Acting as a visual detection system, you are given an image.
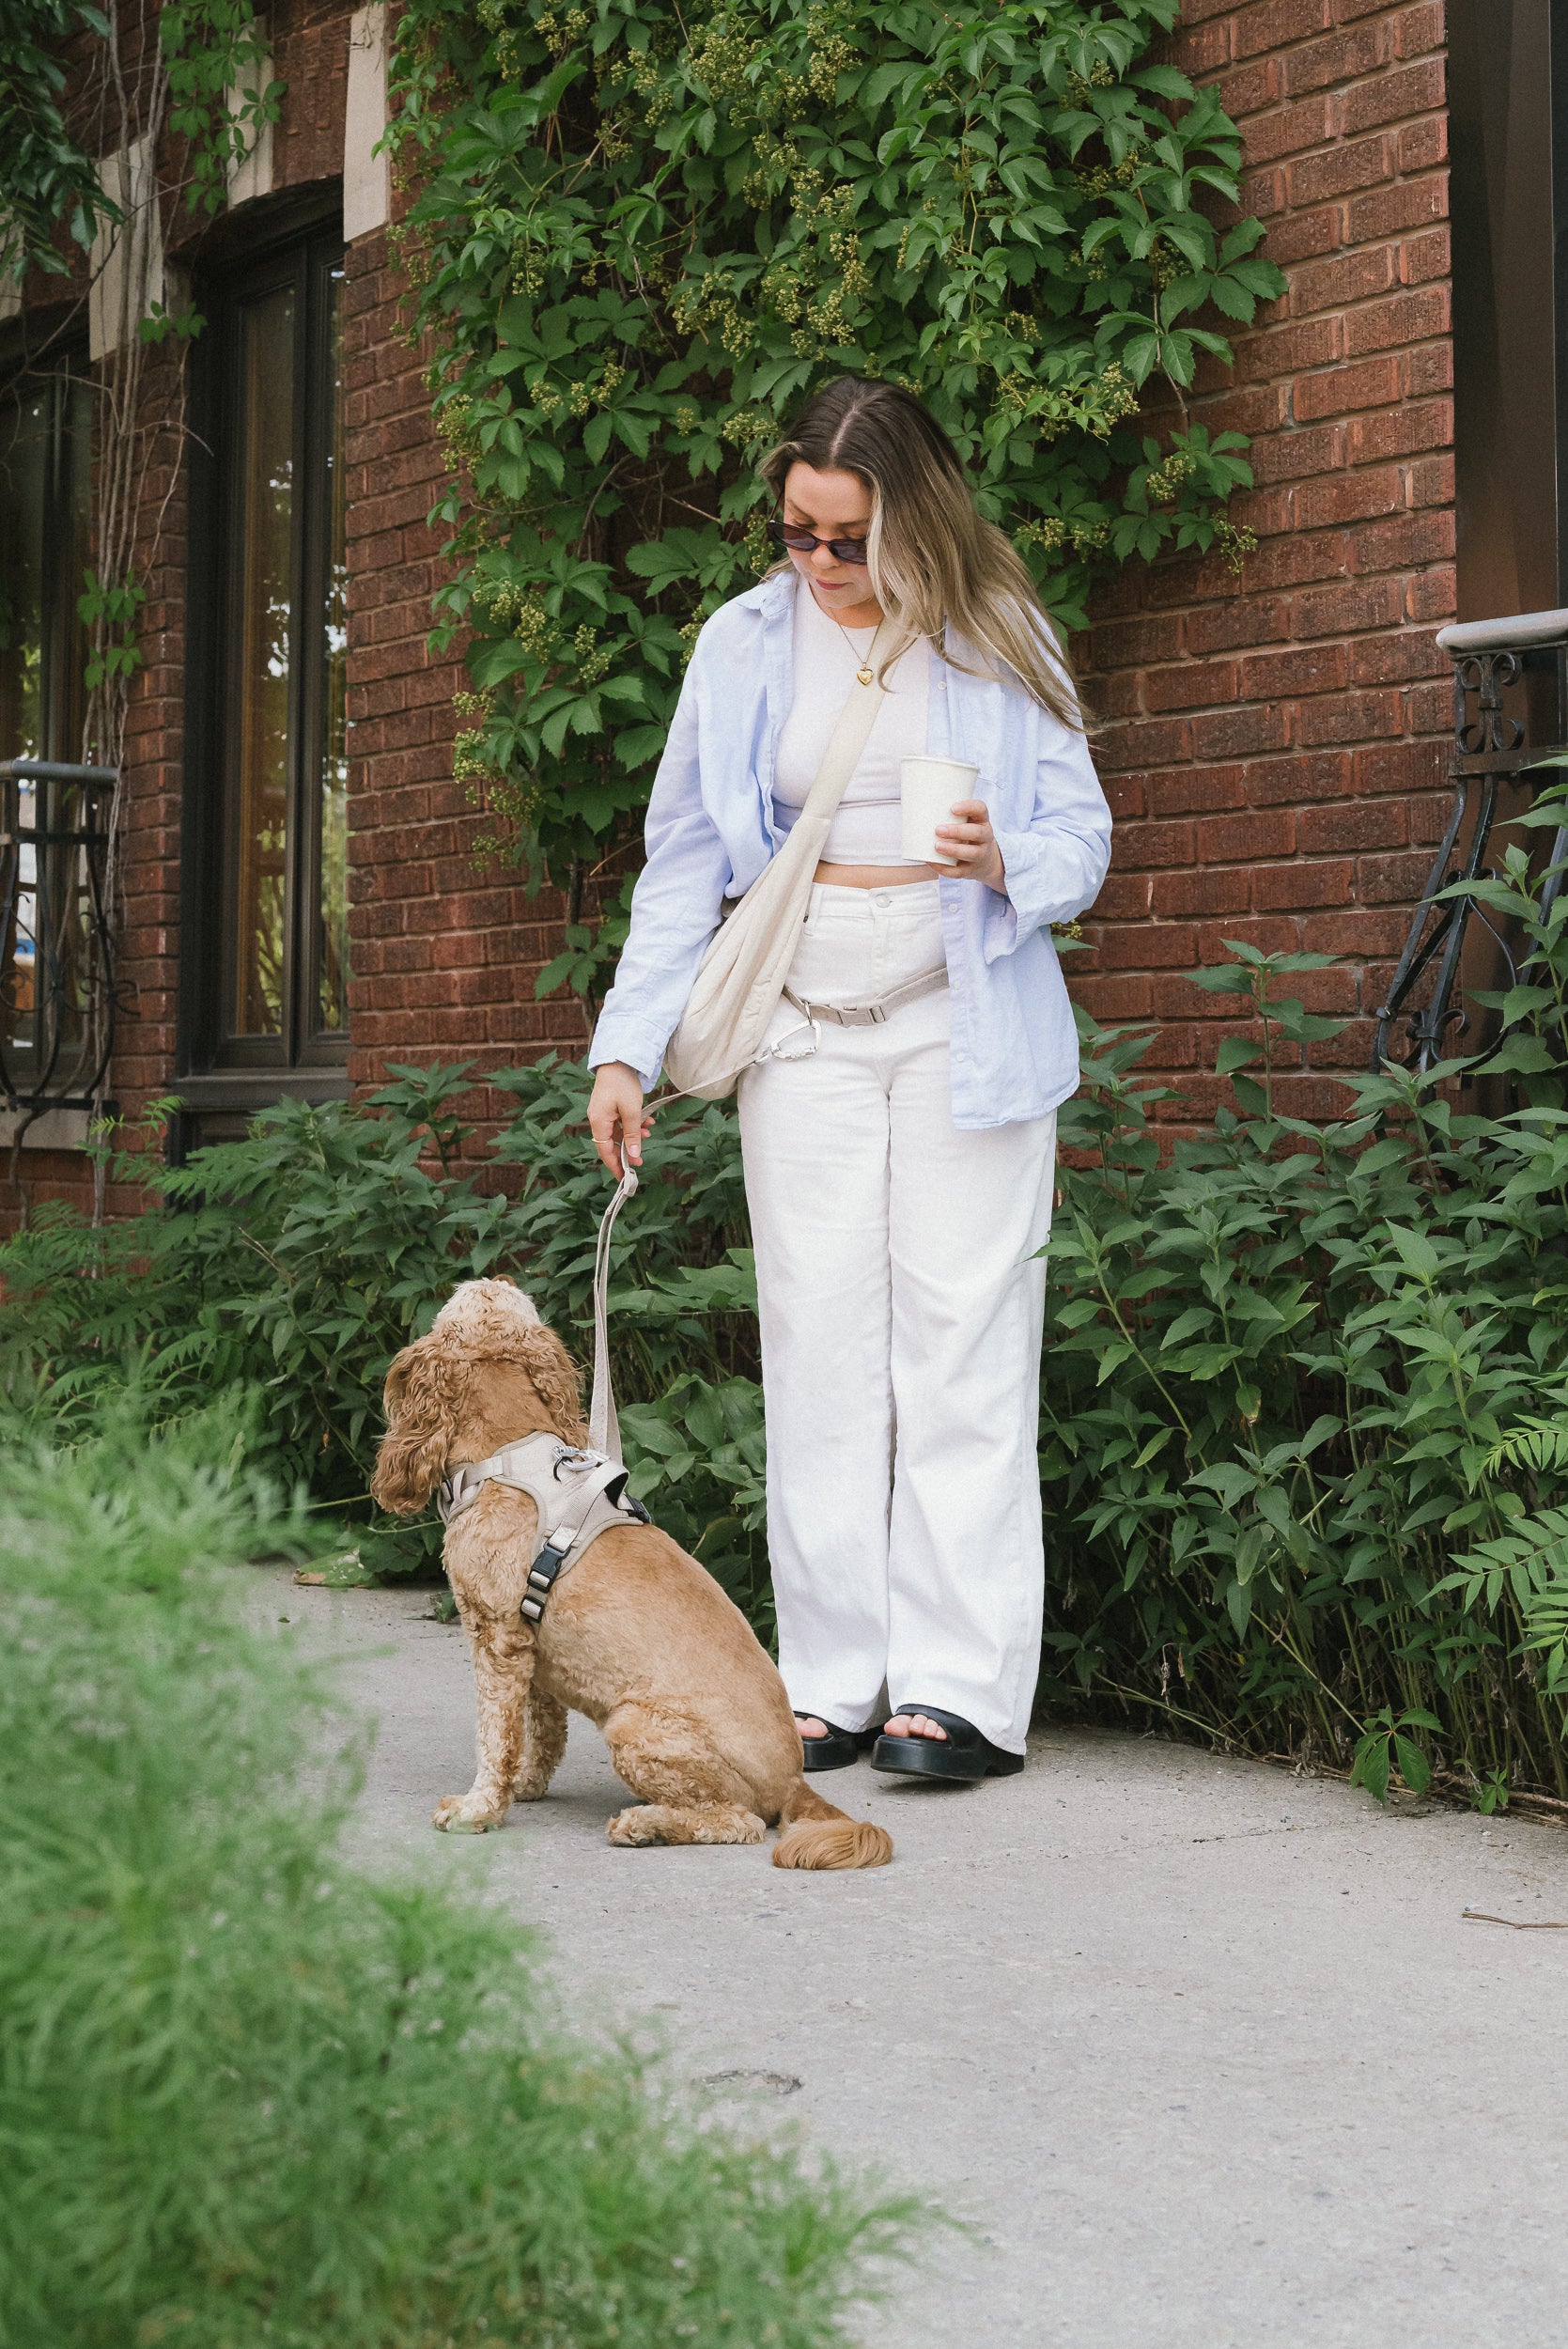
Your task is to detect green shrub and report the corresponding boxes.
[0,1405,913,2345]
[0,1062,769,1611]
[19,827,1568,1801]
[1041,926,1568,1804]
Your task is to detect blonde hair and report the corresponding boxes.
[759,376,1083,733]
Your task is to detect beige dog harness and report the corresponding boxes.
[439,1431,650,1623]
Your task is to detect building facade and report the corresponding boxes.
[0,0,1557,1225]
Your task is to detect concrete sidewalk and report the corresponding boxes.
[282,1571,1568,2348]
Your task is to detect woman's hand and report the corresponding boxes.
[588,1063,652,1179]
[934,799,1008,894]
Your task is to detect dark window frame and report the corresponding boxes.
[0,339,94,1099]
[181,197,349,1091]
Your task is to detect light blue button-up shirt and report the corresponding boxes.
[588,569,1112,1130]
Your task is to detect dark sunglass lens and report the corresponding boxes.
[831,538,869,565]
[768,521,816,549]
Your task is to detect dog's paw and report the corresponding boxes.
[606,1804,662,1846]
[432,1793,507,1833]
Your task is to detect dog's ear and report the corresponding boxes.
[371,1335,468,1515]
[515,1322,587,1445]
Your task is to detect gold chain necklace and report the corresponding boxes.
[832,611,882,687]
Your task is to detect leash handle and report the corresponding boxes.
[588,1162,639,1462]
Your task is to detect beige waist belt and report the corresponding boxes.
[439,1428,650,1623]
[782,962,948,1031]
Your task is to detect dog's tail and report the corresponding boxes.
[772,1776,893,1871]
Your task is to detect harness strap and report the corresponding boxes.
[439,1430,649,1625]
[782,962,948,1031]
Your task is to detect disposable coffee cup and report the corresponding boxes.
[901,754,981,865]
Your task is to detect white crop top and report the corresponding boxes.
[772,584,931,865]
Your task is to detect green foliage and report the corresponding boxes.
[76,568,144,692]
[0,1062,769,1613]
[0,1406,913,2344]
[0,0,116,280]
[388,0,1281,988]
[24,794,1568,1807]
[1036,802,1568,1803]
[161,0,287,216]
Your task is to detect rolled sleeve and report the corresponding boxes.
[983,715,1111,964]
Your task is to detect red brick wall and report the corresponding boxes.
[6,0,1460,1231]
[338,228,589,1137]
[1075,0,1453,1124]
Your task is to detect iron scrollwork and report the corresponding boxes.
[1374,626,1567,1076]
[0,759,118,1123]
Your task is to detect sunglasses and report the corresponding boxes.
[767,518,870,566]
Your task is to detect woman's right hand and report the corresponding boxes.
[588,1062,652,1179]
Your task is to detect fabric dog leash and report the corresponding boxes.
[588,1164,639,1463]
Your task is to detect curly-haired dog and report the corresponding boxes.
[371,1279,892,1870]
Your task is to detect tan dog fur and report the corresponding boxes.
[371,1278,892,1870]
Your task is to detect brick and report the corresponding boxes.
[1291,574,1407,637]
[1233,0,1334,63]
[1143,659,1239,712]
[1294,464,1405,530]
[1281,19,1388,96]
[1348,630,1447,687]
[1237,642,1350,699]
[1246,95,1335,165]
[1149,764,1250,815]
[1346,397,1452,464]
[1191,705,1293,761]
[1343,287,1449,357]
[1340,58,1444,137]
[1186,597,1291,656]
[1199,810,1296,863]
[1112,820,1200,871]
[1250,423,1347,484]
[1290,243,1397,317]
[1252,857,1355,910]
[1397,114,1447,173]
[1244,750,1355,806]
[1392,1,1443,58]
[1264,205,1348,267]
[1288,133,1392,208]
[1294,353,1402,422]
[1152,867,1253,919]
[1296,690,1405,745]
[1297,800,1410,855]
[1347,172,1447,244]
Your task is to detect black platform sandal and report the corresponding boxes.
[796,1714,872,1773]
[871,1706,1025,1782]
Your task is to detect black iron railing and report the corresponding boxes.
[0,759,117,1118]
[1374,609,1568,1074]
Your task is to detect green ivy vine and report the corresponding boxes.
[389,0,1283,999]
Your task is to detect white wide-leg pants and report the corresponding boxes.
[737,882,1057,1753]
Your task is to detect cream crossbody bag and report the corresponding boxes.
[660,623,891,1102]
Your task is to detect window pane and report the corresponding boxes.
[317,266,349,1035]
[230,284,295,1040]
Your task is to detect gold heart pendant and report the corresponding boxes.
[857,665,874,686]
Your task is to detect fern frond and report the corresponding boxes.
[1484,1415,1568,1478]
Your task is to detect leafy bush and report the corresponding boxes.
[19,829,1568,1802]
[0,1061,768,1610]
[388,0,1281,985]
[1041,917,1568,1807]
[0,1405,913,2345]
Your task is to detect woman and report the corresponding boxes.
[587,376,1110,1782]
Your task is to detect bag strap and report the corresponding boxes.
[799,618,893,821]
